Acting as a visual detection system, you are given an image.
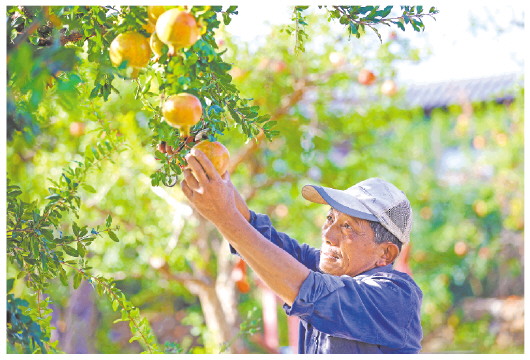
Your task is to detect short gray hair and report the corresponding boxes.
[368,220,402,252]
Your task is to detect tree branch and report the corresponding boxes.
[228,78,311,174]
[157,262,212,293]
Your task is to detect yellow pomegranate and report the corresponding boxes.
[147,6,167,24]
[150,32,165,59]
[142,21,156,34]
[193,141,230,175]
[109,31,150,78]
[155,9,200,56]
[162,93,202,138]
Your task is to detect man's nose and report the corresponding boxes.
[322,224,340,246]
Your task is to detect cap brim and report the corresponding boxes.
[302,185,379,222]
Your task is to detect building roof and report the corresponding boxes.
[405,73,521,110]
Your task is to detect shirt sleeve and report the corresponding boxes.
[283,270,422,350]
[229,210,321,271]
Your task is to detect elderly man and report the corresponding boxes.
[180,149,423,354]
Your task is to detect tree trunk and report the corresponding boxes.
[193,283,233,352]
[61,280,99,353]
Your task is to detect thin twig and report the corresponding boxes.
[333,6,438,26]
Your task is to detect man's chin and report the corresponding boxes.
[319,261,341,276]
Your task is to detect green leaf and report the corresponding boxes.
[89,85,101,99]
[8,190,22,198]
[81,184,97,193]
[112,299,120,311]
[41,229,54,241]
[59,267,68,286]
[72,222,80,237]
[7,278,15,293]
[32,210,41,223]
[210,105,224,114]
[62,174,71,184]
[31,238,40,258]
[105,214,112,228]
[108,230,119,242]
[177,76,190,86]
[359,6,374,15]
[79,227,88,237]
[73,272,82,289]
[92,146,100,159]
[40,251,48,271]
[63,245,79,257]
[129,335,142,343]
[96,9,106,23]
[263,121,277,130]
[222,12,231,25]
[349,23,359,35]
[228,107,241,123]
[77,242,86,257]
[339,15,349,25]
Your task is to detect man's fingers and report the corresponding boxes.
[221,171,233,187]
[191,149,221,181]
[180,179,194,199]
[185,153,210,184]
[183,168,200,191]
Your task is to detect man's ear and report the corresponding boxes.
[376,243,400,266]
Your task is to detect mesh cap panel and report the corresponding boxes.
[347,178,412,243]
[380,200,412,243]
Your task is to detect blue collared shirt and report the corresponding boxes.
[233,211,423,354]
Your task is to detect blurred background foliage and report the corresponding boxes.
[6,5,523,354]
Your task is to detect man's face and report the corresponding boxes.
[319,207,382,277]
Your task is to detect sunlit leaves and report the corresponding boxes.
[6,139,130,353]
[324,5,439,42]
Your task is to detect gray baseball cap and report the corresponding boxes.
[302,177,413,243]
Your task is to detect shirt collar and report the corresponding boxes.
[357,264,393,277]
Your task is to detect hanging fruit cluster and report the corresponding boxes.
[107,6,275,187]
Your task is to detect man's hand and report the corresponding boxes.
[181,149,238,225]
[181,148,251,222]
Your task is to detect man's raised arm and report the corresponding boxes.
[180,150,310,306]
